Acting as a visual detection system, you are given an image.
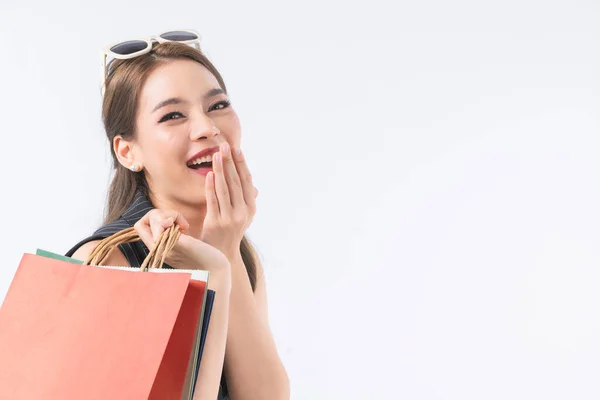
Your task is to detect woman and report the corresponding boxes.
[67,37,290,400]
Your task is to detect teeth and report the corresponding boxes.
[189,154,213,166]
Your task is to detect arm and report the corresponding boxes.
[202,143,289,399]
[71,240,231,400]
[192,271,231,400]
[223,254,290,400]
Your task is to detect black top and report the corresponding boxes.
[66,190,154,266]
[65,189,229,400]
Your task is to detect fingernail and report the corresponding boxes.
[214,153,221,164]
[235,147,242,156]
[222,142,230,155]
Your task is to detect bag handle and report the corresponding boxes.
[83,225,182,271]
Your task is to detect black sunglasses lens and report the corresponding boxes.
[110,40,149,55]
[160,31,198,41]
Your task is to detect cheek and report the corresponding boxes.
[138,127,188,167]
[222,114,242,146]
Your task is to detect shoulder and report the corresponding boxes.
[69,240,100,262]
[66,216,135,267]
[70,240,131,267]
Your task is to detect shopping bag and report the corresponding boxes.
[0,226,210,400]
[33,247,216,398]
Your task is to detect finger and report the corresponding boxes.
[149,215,168,242]
[169,211,190,231]
[134,210,189,253]
[159,216,175,229]
[220,142,245,207]
[134,216,156,251]
[213,149,232,215]
[205,171,220,216]
[155,209,190,231]
[232,146,256,209]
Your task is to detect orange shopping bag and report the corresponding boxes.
[0,226,209,400]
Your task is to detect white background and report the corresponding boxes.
[1,0,599,399]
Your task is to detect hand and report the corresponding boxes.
[201,142,258,257]
[134,209,231,277]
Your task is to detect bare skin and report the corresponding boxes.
[72,59,289,400]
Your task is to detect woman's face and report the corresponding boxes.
[132,59,241,206]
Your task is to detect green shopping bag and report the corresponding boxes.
[35,249,82,264]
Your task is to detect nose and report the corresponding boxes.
[190,113,220,141]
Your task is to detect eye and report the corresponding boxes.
[159,111,184,123]
[209,100,231,112]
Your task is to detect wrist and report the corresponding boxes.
[223,248,243,263]
[207,262,232,294]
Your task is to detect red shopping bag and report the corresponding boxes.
[0,227,209,400]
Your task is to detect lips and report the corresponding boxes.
[186,145,220,177]
[189,165,213,177]
[186,146,220,167]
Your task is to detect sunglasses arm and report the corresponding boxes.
[100,51,107,96]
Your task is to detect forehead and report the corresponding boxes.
[139,59,222,108]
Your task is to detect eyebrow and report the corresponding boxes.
[204,88,226,99]
[152,88,227,113]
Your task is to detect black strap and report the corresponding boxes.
[65,217,148,268]
[65,190,154,266]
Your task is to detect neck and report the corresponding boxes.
[148,192,207,240]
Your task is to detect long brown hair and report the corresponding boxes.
[101,41,258,290]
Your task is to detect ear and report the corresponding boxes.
[113,135,143,170]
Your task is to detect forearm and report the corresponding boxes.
[193,272,231,400]
[223,255,289,400]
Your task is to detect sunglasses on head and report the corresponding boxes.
[100,29,202,95]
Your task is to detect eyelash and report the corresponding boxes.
[158,100,231,123]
